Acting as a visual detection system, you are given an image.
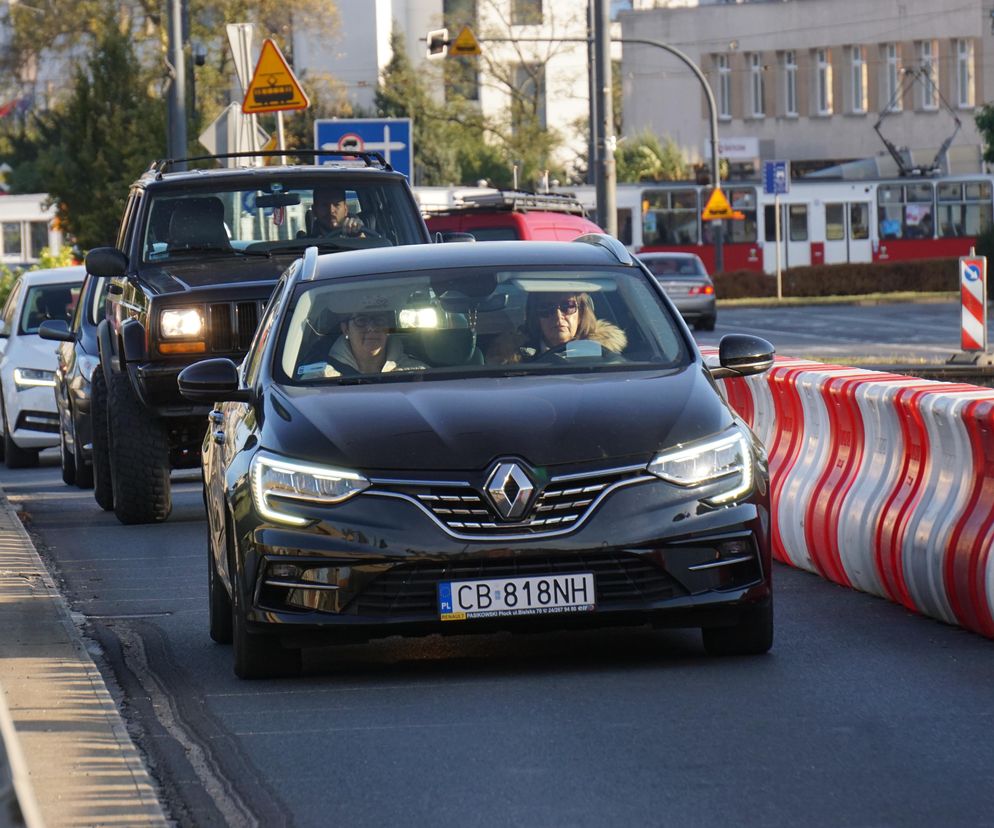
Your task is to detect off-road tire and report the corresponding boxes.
[90,370,113,509]
[108,372,172,524]
[59,425,76,485]
[702,598,773,656]
[2,393,38,469]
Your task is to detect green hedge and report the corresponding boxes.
[713,258,959,299]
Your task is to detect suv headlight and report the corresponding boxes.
[647,429,753,505]
[160,308,204,338]
[250,451,370,526]
[13,367,56,389]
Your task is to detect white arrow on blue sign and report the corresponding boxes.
[314,118,413,182]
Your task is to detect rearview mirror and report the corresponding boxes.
[435,231,476,244]
[256,192,302,208]
[178,358,251,403]
[38,320,74,343]
[709,334,775,380]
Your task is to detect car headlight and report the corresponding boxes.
[13,367,56,389]
[647,429,753,505]
[77,355,100,383]
[160,308,204,338]
[249,451,370,526]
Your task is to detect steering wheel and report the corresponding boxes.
[323,223,382,240]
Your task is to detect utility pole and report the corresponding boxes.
[586,1,597,187]
[593,0,617,237]
[167,0,188,169]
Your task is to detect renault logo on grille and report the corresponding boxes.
[485,462,535,521]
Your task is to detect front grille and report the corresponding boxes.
[207,300,266,353]
[386,466,649,537]
[352,552,686,617]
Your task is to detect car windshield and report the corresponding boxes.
[141,178,423,263]
[277,266,689,385]
[20,282,81,334]
[644,257,708,277]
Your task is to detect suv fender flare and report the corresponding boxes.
[96,319,120,383]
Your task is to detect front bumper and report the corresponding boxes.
[232,474,772,646]
[10,385,59,448]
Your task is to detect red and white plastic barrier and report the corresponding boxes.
[706,350,994,638]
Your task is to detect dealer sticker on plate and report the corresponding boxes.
[438,573,596,621]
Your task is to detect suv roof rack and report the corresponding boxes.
[149,149,392,177]
[426,189,587,216]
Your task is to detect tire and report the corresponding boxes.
[695,315,717,332]
[231,557,300,679]
[107,371,172,524]
[208,533,233,645]
[90,370,113,510]
[59,423,76,485]
[702,598,773,656]
[2,393,38,469]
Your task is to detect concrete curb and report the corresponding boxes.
[0,491,168,827]
[0,688,42,828]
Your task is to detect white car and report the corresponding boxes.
[0,266,85,468]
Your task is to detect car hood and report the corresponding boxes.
[2,334,62,372]
[262,367,734,472]
[139,256,291,295]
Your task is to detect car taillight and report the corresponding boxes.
[688,285,715,295]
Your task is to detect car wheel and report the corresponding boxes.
[107,371,172,525]
[695,315,717,332]
[59,423,76,485]
[90,369,114,510]
[1,392,38,469]
[209,530,233,645]
[232,574,301,680]
[701,598,773,656]
[71,407,94,489]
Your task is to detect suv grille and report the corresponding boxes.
[207,300,265,353]
[351,552,686,617]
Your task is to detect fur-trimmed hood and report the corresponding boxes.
[486,318,628,364]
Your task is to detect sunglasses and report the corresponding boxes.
[537,299,579,319]
[349,313,391,330]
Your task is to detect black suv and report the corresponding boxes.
[85,152,432,524]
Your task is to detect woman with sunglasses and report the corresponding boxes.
[315,309,426,377]
[487,292,627,364]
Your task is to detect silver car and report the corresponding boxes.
[638,252,716,331]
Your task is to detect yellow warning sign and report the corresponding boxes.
[701,188,745,220]
[450,25,482,57]
[242,38,310,114]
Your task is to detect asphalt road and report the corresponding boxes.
[6,453,994,828]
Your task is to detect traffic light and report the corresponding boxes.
[426,29,448,59]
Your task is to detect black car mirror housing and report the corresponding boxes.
[38,319,75,343]
[178,358,252,403]
[85,247,128,278]
[709,334,775,380]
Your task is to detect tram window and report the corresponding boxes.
[2,222,21,258]
[937,180,993,237]
[850,203,869,239]
[726,188,757,243]
[616,208,633,246]
[789,204,808,241]
[29,221,49,259]
[877,183,934,239]
[906,183,932,202]
[825,203,845,240]
[642,188,699,246]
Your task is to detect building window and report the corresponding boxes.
[815,48,833,115]
[716,54,731,119]
[29,221,49,259]
[884,43,902,112]
[850,45,866,113]
[956,39,975,108]
[512,63,546,133]
[918,40,938,110]
[783,50,797,117]
[511,0,542,25]
[2,223,20,259]
[936,180,991,237]
[878,182,934,239]
[749,52,765,118]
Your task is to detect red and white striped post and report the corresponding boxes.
[959,254,987,353]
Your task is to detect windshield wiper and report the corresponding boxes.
[165,245,271,259]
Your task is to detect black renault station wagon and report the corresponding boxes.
[179,235,775,678]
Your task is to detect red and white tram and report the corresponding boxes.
[558,176,992,273]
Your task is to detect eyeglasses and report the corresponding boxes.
[537,299,579,319]
[349,313,391,330]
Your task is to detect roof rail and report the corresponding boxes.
[149,149,392,177]
[573,233,633,265]
[426,189,587,216]
[301,246,320,281]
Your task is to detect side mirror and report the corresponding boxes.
[434,231,476,244]
[85,247,128,278]
[178,358,251,403]
[709,334,775,380]
[38,320,75,343]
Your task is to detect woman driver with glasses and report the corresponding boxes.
[313,308,427,377]
[486,292,627,364]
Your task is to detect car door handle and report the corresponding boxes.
[209,410,223,425]
[212,430,224,445]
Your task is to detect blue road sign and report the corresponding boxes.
[314,118,413,181]
[764,160,790,195]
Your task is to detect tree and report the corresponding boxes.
[976,105,994,166]
[615,130,688,183]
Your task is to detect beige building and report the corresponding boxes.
[619,0,993,176]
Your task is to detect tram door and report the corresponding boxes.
[763,202,811,270]
[824,202,872,264]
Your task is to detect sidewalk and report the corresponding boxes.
[0,490,167,827]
